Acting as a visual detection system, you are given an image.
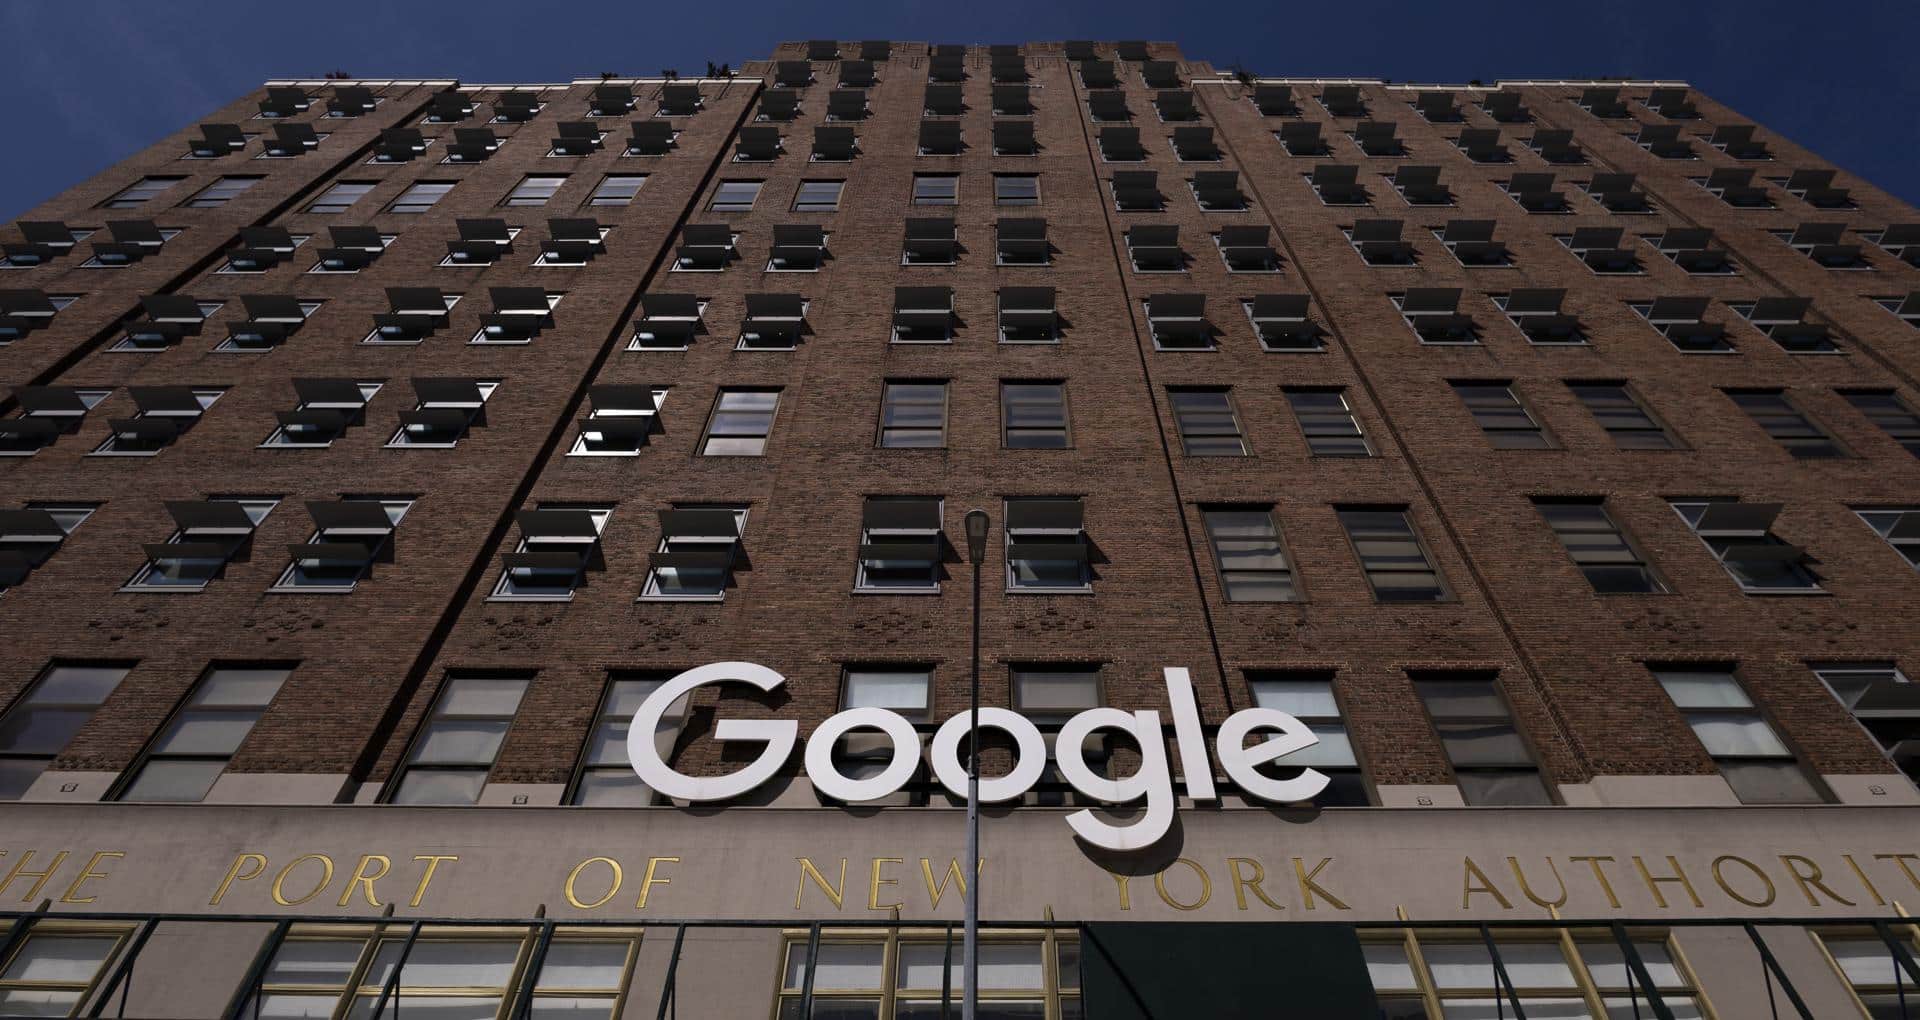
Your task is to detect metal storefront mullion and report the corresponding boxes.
[655,923,686,1020]
[796,922,821,1019]
[1740,924,1815,1020]
[504,918,555,1019]
[1609,921,1675,1020]
[365,919,423,1018]
[85,916,155,1019]
[1480,923,1527,1020]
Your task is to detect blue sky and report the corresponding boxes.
[2,0,1915,221]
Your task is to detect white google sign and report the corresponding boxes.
[628,662,1329,852]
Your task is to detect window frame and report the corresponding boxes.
[1201,507,1299,602]
[877,380,949,449]
[385,673,533,805]
[1337,506,1451,603]
[110,664,292,803]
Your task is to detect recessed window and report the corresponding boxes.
[0,501,95,592]
[1248,673,1366,803]
[1651,664,1826,804]
[386,377,497,446]
[1725,389,1848,458]
[855,497,944,591]
[892,286,954,343]
[1012,665,1104,803]
[1567,382,1678,449]
[1852,506,1920,569]
[1284,388,1370,456]
[389,180,456,214]
[570,672,686,806]
[1168,388,1247,456]
[116,665,291,802]
[1002,382,1069,449]
[842,668,933,717]
[1452,381,1555,449]
[1843,390,1920,458]
[1411,672,1551,805]
[1338,507,1447,602]
[1203,508,1295,601]
[502,175,565,208]
[879,381,947,448]
[994,174,1039,206]
[0,928,131,1013]
[1631,298,1732,354]
[701,388,779,455]
[91,385,225,453]
[570,386,665,456]
[998,287,1058,344]
[587,174,647,207]
[389,673,530,805]
[0,663,129,799]
[1535,499,1665,594]
[274,498,413,590]
[643,505,749,600]
[1818,930,1920,1017]
[102,177,183,209]
[1004,498,1091,591]
[912,173,958,206]
[1392,289,1478,345]
[183,176,261,208]
[1670,499,1820,593]
[710,180,763,212]
[1811,662,1920,787]
[493,505,611,599]
[124,497,276,590]
[793,180,844,212]
[775,935,1078,1019]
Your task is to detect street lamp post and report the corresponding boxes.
[960,509,990,1020]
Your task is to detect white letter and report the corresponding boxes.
[1054,708,1176,852]
[1162,667,1216,802]
[1216,708,1328,803]
[804,708,920,802]
[930,708,1046,802]
[627,662,797,801]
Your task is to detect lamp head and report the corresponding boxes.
[963,509,990,566]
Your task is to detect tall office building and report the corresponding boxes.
[1,37,1918,1018]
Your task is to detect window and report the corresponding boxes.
[493,505,611,600]
[0,926,130,1016]
[1568,382,1678,450]
[701,388,778,455]
[571,672,686,806]
[709,180,763,212]
[1247,295,1325,351]
[1,387,110,457]
[587,174,646,207]
[892,286,953,343]
[1145,293,1214,350]
[996,217,1049,266]
[1284,389,1371,456]
[125,497,276,590]
[1002,382,1069,449]
[114,665,289,802]
[856,497,944,592]
[1168,388,1248,456]
[1811,662,1920,787]
[1412,673,1552,805]
[912,173,958,205]
[1393,289,1478,344]
[0,502,94,593]
[1671,499,1820,593]
[1339,508,1447,602]
[502,175,565,208]
[1004,498,1090,591]
[903,218,957,265]
[1366,931,1707,1018]
[736,290,805,346]
[389,181,455,214]
[1536,499,1665,594]
[1452,382,1555,449]
[1726,389,1848,458]
[998,287,1058,343]
[1855,506,1920,569]
[879,381,947,448]
[306,181,374,214]
[241,924,639,1020]
[184,176,261,208]
[775,933,1078,1020]
[389,673,529,805]
[1651,665,1826,804]
[102,177,182,208]
[1631,298,1733,353]
[262,380,381,448]
[994,174,1039,206]
[387,378,497,447]
[793,179,844,212]
[1817,929,1920,1019]
[644,505,748,600]
[1203,508,1296,601]
[571,386,665,456]
[1248,673,1367,803]
[1014,664,1105,801]
[1842,390,1920,457]
[0,663,129,800]
[275,498,413,590]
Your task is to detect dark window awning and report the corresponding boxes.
[412,377,484,408]
[1081,923,1380,1019]
[293,378,369,408]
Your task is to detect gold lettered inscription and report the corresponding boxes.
[795,857,848,911]
[1844,855,1887,906]
[1152,858,1211,911]
[271,854,335,906]
[920,858,974,909]
[409,855,457,908]
[1110,873,1132,911]
[1779,855,1855,908]
[1876,853,1920,892]
[0,850,69,902]
[565,857,624,910]
[869,858,903,911]
[1569,856,1623,909]
[1505,857,1568,909]
[1461,856,1513,910]
[58,852,123,905]
[1709,855,1776,907]
[1632,855,1703,909]
[338,855,390,908]
[1227,858,1283,912]
[637,857,677,910]
[211,853,269,905]
[1293,858,1348,911]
